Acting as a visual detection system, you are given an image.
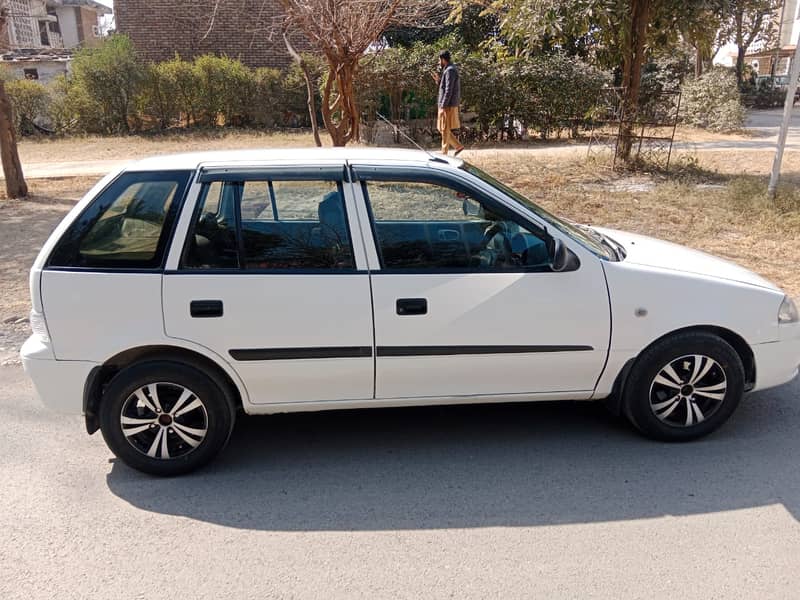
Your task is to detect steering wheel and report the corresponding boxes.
[480,223,514,266]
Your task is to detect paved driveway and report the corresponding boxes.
[2,364,798,599]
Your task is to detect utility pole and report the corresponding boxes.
[768,40,800,199]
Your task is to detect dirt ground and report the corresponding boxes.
[16,130,321,163]
[11,125,760,164]
[0,178,98,360]
[2,133,800,363]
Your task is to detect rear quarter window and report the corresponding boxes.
[48,170,192,269]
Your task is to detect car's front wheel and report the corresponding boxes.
[99,361,235,476]
[624,332,745,441]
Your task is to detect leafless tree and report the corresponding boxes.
[201,0,445,146]
[277,1,445,146]
[0,3,28,198]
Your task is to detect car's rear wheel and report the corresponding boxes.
[99,361,235,476]
[624,332,745,441]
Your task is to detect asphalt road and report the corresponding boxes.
[1,364,799,599]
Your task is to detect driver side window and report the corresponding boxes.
[364,180,551,271]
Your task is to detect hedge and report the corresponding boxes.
[5,33,741,140]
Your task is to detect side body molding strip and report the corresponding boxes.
[229,345,594,361]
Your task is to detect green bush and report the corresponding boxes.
[358,44,438,122]
[67,34,146,133]
[4,79,50,134]
[46,76,74,133]
[159,56,201,126]
[360,42,608,140]
[246,67,284,127]
[277,54,326,127]
[10,34,611,142]
[681,69,746,132]
[139,59,186,129]
[516,53,609,138]
[460,53,513,132]
[135,53,323,130]
[192,54,253,126]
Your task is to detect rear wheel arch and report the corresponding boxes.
[85,345,244,435]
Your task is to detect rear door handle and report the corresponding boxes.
[396,298,428,316]
[190,300,223,318]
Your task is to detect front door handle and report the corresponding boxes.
[190,300,223,318]
[396,298,428,316]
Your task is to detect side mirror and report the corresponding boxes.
[550,238,579,272]
[462,198,481,217]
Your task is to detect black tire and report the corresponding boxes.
[99,361,235,476]
[623,332,745,441]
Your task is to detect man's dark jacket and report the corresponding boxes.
[438,64,461,108]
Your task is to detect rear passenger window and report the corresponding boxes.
[48,171,192,269]
[183,178,355,271]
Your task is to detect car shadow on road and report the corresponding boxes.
[106,382,800,530]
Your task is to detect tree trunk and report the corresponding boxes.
[283,34,322,146]
[735,10,747,87]
[301,62,322,147]
[617,0,651,164]
[0,79,28,199]
[736,45,746,87]
[320,59,359,147]
[695,47,704,78]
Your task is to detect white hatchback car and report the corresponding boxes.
[22,148,800,475]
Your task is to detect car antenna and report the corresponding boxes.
[375,112,449,164]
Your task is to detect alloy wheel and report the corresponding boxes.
[120,382,208,460]
[648,354,728,428]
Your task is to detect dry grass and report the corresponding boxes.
[15,126,755,164]
[682,149,800,180]
[18,130,322,163]
[467,151,800,298]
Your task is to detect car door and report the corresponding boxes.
[351,164,611,400]
[162,164,374,405]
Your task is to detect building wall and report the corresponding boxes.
[78,7,103,48]
[55,7,80,48]
[4,60,69,84]
[7,0,45,48]
[115,0,301,68]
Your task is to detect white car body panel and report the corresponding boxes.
[750,322,800,391]
[41,271,167,361]
[163,274,375,404]
[369,271,609,398]
[597,228,780,291]
[592,236,789,398]
[18,148,800,421]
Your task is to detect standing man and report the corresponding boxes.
[435,50,464,156]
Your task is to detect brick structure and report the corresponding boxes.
[115,0,303,68]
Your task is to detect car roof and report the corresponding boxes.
[125,147,465,171]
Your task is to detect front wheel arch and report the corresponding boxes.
[622,329,746,440]
[605,325,755,416]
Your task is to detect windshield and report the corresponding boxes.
[460,162,616,260]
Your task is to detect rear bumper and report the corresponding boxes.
[21,336,98,414]
[751,323,800,392]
